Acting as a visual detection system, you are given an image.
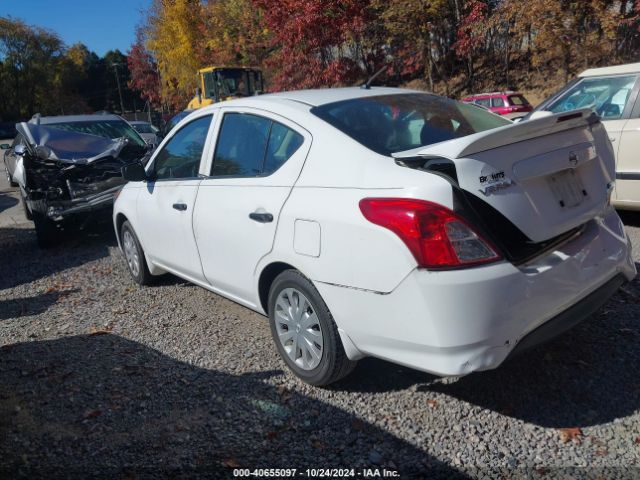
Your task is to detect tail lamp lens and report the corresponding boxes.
[359,198,501,269]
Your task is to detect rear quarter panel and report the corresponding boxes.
[262,127,455,293]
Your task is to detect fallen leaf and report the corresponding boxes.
[595,449,608,457]
[83,409,102,419]
[89,325,113,336]
[427,399,438,408]
[312,440,326,451]
[222,458,240,468]
[559,427,582,444]
[266,431,278,440]
[635,437,640,445]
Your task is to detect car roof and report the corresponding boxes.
[465,91,520,97]
[248,86,424,107]
[580,62,640,77]
[28,113,125,125]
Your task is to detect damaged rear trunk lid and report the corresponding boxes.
[396,109,614,243]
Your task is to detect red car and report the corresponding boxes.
[461,91,533,119]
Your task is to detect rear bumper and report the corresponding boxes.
[507,274,625,357]
[315,207,635,376]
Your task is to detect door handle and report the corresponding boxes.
[249,212,274,223]
[172,203,187,211]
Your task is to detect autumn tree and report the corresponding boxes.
[128,28,162,109]
[254,0,377,91]
[199,0,271,68]
[145,0,203,108]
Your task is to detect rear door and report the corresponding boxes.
[137,113,214,280]
[193,108,311,305]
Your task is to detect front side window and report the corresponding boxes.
[311,93,510,156]
[152,115,212,180]
[491,97,505,108]
[212,113,304,177]
[545,75,638,119]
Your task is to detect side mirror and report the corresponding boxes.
[122,162,148,182]
[0,143,10,150]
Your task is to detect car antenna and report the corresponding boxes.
[361,64,388,90]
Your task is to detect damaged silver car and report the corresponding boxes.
[13,114,150,247]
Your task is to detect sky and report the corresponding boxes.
[1,0,152,56]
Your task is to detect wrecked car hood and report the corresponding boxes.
[16,122,127,164]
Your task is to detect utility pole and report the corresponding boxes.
[112,63,125,115]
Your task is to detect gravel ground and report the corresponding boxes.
[1,178,640,478]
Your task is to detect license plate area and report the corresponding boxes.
[547,169,588,208]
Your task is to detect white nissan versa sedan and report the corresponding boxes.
[113,87,635,386]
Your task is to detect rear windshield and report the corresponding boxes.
[48,120,146,148]
[508,95,528,106]
[311,93,510,156]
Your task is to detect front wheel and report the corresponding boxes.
[33,213,60,248]
[4,163,17,187]
[268,269,356,386]
[121,220,154,285]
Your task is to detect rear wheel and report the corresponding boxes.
[33,213,60,248]
[121,220,154,285]
[20,191,32,220]
[268,269,356,386]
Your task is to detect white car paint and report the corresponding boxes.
[533,62,640,210]
[113,87,635,378]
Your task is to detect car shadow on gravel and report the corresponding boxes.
[335,290,640,430]
[0,223,115,290]
[0,193,18,214]
[421,290,640,429]
[0,334,467,479]
[0,290,78,320]
[617,210,640,227]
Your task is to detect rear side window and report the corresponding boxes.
[508,95,528,106]
[491,97,505,108]
[311,93,510,156]
[212,113,304,177]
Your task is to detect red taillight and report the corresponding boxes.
[359,198,501,269]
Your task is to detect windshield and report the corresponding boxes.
[47,119,146,147]
[311,93,511,156]
[544,75,637,119]
[132,123,154,134]
[215,69,249,97]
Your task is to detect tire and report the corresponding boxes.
[20,191,32,221]
[33,213,60,248]
[4,163,17,187]
[120,220,154,285]
[268,269,356,386]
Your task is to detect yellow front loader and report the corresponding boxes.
[187,66,264,109]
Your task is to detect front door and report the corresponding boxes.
[137,114,214,281]
[192,108,310,306]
